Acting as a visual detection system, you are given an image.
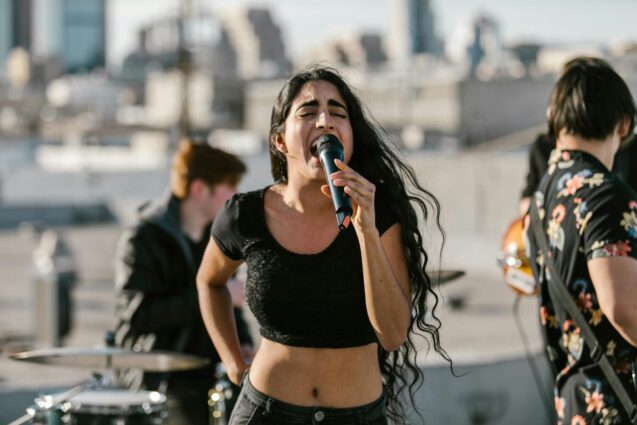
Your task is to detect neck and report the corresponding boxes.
[557,131,618,170]
[279,176,332,214]
[179,197,208,242]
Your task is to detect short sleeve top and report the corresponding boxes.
[526,149,637,393]
[211,186,398,348]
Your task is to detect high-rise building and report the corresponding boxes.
[4,0,106,74]
[32,0,62,60]
[59,0,107,73]
[386,0,443,62]
[0,0,12,66]
[11,0,33,50]
[0,0,33,66]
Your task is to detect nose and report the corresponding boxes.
[316,111,335,130]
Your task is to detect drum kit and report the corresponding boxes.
[6,269,467,425]
[6,346,236,425]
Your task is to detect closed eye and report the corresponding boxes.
[297,106,317,117]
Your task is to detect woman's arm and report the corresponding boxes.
[588,256,637,347]
[359,223,411,351]
[196,238,249,383]
[329,159,411,351]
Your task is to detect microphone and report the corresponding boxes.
[315,134,353,230]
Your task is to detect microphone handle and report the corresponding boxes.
[319,150,353,230]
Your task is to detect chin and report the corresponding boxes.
[307,169,326,183]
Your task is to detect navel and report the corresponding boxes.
[312,388,319,398]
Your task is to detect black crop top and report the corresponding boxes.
[211,186,398,348]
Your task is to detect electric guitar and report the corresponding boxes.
[497,216,537,296]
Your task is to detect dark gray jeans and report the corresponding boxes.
[229,375,388,425]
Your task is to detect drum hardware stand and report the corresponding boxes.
[7,373,105,425]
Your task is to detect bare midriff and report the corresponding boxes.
[248,338,383,407]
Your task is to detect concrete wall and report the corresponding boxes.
[412,354,554,425]
[358,77,460,134]
[2,148,529,235]
[407,149,528,236]
[458,78,553,147]
[0,203,114,228]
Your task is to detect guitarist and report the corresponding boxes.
[525,57,637,424]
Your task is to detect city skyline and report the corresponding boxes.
[109,0,637,68]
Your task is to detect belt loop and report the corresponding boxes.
[262,397,274,417]
[240,367,250,386]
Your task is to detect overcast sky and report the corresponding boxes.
[108,0,637,68]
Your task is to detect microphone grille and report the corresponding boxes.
[315,134,342,155]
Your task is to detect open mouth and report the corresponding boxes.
[309,140,320,157]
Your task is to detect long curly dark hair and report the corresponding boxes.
[268,66,452,424]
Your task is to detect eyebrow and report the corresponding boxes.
[296,98,348,111]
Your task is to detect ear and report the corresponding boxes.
[273,133,288,154]
[617,116,632,139]
[189,179,210,198]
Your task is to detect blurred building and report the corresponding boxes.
[465,14,508,79]
[509,43,543,77]
[0,0,107,78]
[125,10,235,78]
[298,31,386,70]
[218,7,290,79]
[144,69,243,130]
[244,69,556,149]
[612,42,637,78]
[0,0,33,67]
[536,44,608,74]
[12,0,33,50]
[117,6,245,131]
[58,0,107,73]
[117,4,290,131]
[446,13,524,80]
[386,0,443,63]
[0,1,10,69]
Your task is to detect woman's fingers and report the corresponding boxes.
[329,160,377,231]
[330,161,375,209]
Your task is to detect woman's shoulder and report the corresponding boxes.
[228,186,270,209]
[212,186,269,243]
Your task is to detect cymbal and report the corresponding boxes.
[432,269,466,285]
[10,346,210,372]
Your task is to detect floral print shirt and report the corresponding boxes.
[525,149,637,425]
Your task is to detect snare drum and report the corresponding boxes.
[33,389,167,424]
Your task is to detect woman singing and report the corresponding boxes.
[197,66,450,424]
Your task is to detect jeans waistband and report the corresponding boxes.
[240,373,387,422]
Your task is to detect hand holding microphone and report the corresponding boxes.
[314,134,353,230]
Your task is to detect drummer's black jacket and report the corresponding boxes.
[113,192,252,390]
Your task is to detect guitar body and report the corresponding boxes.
[497,216,537,296]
